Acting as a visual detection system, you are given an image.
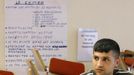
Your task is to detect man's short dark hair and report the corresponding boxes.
[93,38,120,58]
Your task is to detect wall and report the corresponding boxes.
[0,0,5,69]
[0,0,134,73]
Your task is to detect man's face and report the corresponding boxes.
[92,51,119,75]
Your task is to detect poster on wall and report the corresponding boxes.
[77,28,98,61]
[5,0,67,74]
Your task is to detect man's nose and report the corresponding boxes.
[97,59,104,67]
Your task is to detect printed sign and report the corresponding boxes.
[77,28,98,61]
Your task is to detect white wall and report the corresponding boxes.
[0,0,134,73]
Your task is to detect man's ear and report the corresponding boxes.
[114,58,120,68]
[116,58,120,65]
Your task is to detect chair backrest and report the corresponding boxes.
[0,70,14,75]
[49,58,85,75]
[120,50,134,68]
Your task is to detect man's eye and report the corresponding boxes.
[103,58,110,62]
[94,56,99,61]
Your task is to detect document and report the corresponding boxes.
[5,0,68,75]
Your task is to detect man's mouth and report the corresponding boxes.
[95,68,104,72]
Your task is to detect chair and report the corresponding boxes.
[120,50,134,68]
[0,70,14,75]
[49,58,85,75]
[123,50,134,68]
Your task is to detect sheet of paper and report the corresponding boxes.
[5,0,67,74]
[77,28,98,61]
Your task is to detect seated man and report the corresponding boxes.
[81,38,133,75]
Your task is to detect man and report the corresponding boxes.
[92,38,120,75]
[81,38,132,75]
